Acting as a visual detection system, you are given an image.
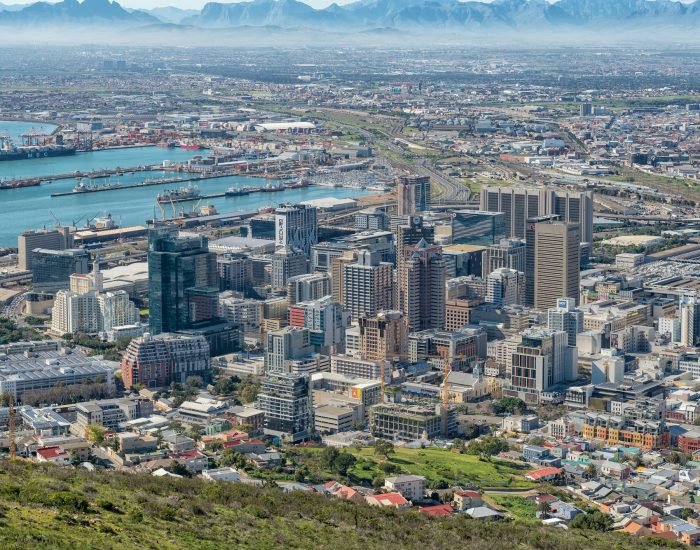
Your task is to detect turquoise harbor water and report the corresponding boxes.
[0,145,198,180]
[0,120,58,141]
[0,145,376,247]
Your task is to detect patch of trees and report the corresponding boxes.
[20,380,113,407]
[466,436,509,458]
[492,397,527,415]
[321,446,357,477]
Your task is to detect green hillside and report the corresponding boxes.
[0,461,680,550]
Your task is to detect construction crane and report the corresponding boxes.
[8,393,16,461]
[441,359,451,438]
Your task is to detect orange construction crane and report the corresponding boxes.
[8,394,16,461]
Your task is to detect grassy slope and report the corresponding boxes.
[0,461,682,550]
[297,446,536,489]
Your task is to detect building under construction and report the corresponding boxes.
[369,402,456,441]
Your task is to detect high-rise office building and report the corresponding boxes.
[398,239,446,332]
[680,294,700,347]
[507,328,572,404]
[451,210,506,246]
[548,189,594,255]
[525,215,558,306]
[532,221,580,311]
[358,310,407,362]
[395,216,434,266]
[18,226,73,271]
[330,250,356,305]
[486,268,524,306]
[482,238,526,277]
[481,186,592,250]
[217,253,252,293]
[287,272,331,305]
[288,296,349,354]
[147,226,218,334]
[274,204,318,255]
[343,250,394,320]
[397,175,430,215]
[547,297,583,347]
[265,327,315,373]
[480,186,547,239]
[257,372,313,442]
[32,248,90,291]
[270,246,307,290]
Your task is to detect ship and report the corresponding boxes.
[179,143,204,150]
[225,186,253,197]
[0,178,42,190]
[0,144,76,161]
[72,180,122,193]
[261,182,284,193]
[157,184,200,203]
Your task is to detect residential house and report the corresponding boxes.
[366,492,411,509]
[384,475,426,501]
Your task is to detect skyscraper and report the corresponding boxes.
[451,210,506,246]
[257,372,313,442]
[147,225,218,334]
[397,175,430,215]
[358,310,407,362]
[32,248,90,291]
[525,215,559,307]
[486,268,525,306]
[287,272,331,305]
[343,250,394,320]
[480,186,547,238]
[482,238,526,277]
[480,186,593,250]
[507,328,571,404]
[547,297,583,347]
[395,216,434,267]
[398,239,446,332]
[270,246,307,290]
[532,221,580,311]
[288,296,349,354]
[18,226,73,271]
[679,294,700,347]
[265,327,314,373]
[274,204,318,255]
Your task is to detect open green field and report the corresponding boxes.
[489,495,539,524]
[297,446,536,490]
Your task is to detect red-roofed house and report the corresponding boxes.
[526,467,562,482]
[453,490,483,511]
[419,504,454,518]
[323,481,364,504]
[169,449,208,473]
[366,492,411,509]
[36,446,71,466]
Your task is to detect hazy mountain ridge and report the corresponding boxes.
[1,0,700,31]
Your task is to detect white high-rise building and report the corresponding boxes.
[274,204,318,255]
[486,268,524,306]
[547,297,584,347]
[680,294,699,347]
[658,316,681,344]
[51,262,138,337]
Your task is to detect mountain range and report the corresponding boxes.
[1,0,700,32]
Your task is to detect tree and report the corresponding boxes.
[189,424,203,442]
[584,463,597,479]
[492,397,527,416]
[678,508,696,520]
[334,453,357,476]
[239,383,260,404]
[209,440,224,453]
[167,460,192,478]
[69,449,81,466]
[220,449,246,468]
[569,511,613,531]
[538,501,551,520]
[185,375,204,389]
[466,436,508,458]
[374,439,394,460]
[321,446,340,470]
[85,424,107,446]
[294,465,309,482]
[371,475,385,488]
